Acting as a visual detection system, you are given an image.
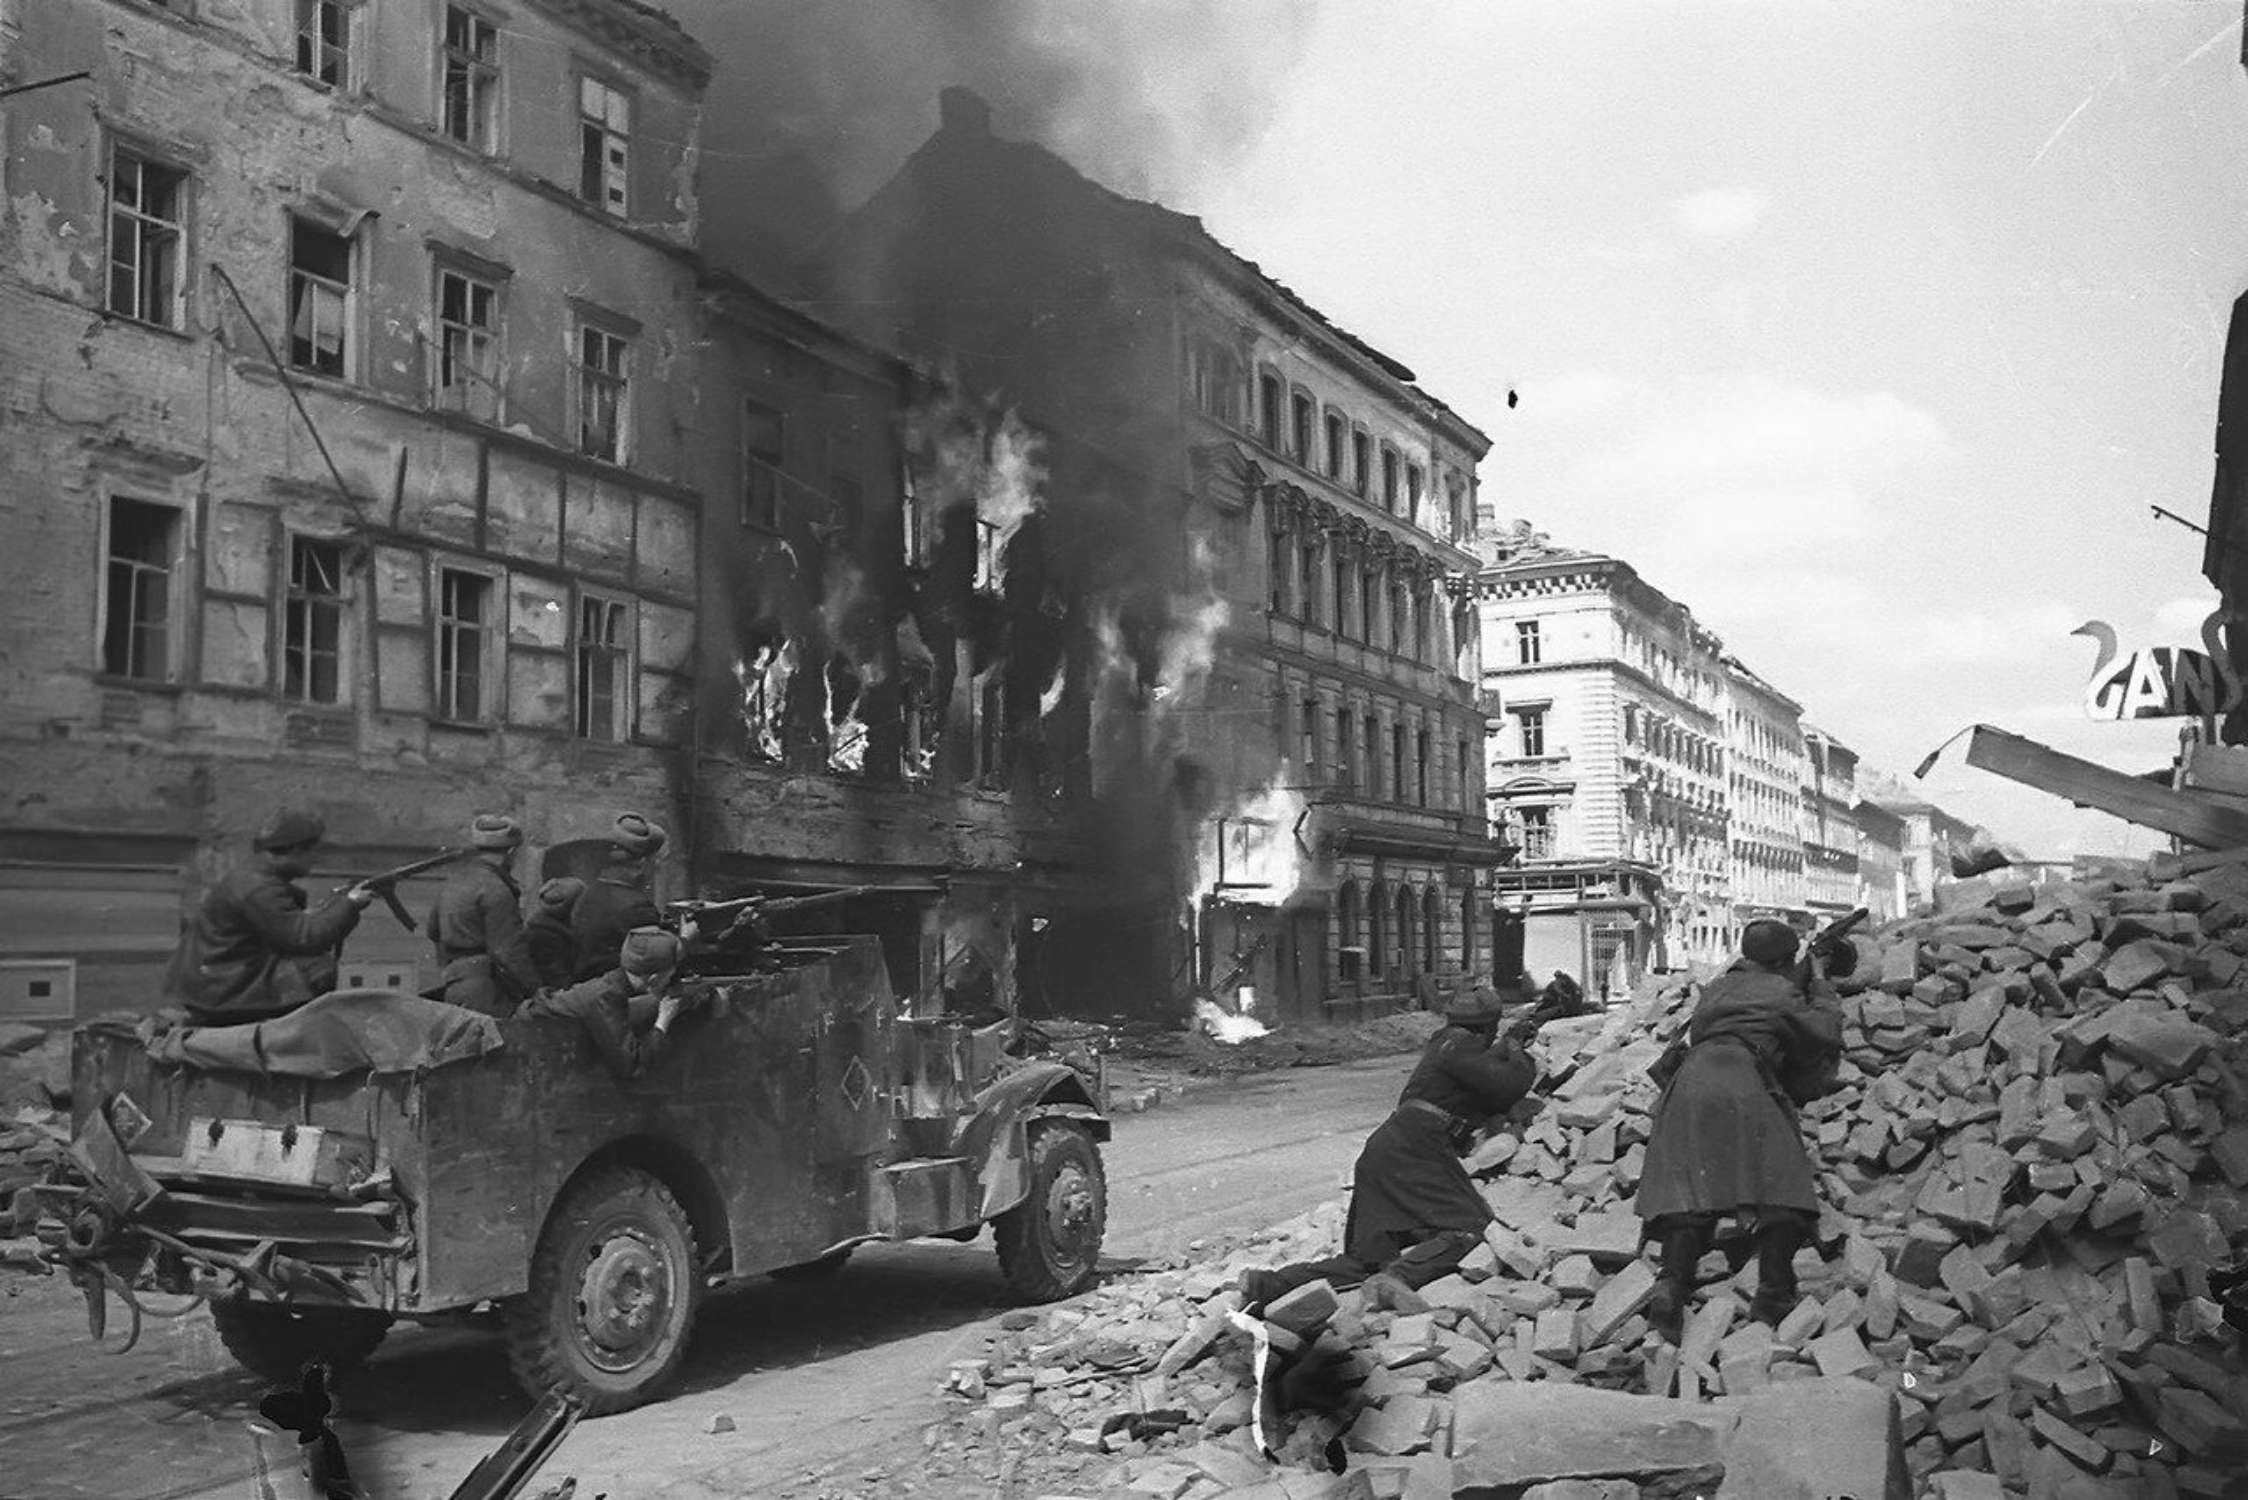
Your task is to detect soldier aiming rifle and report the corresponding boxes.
[665,885,877,971]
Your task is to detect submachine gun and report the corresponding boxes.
[664,884,877,972]
[1801,906,1870,983]
[344,847,469,929]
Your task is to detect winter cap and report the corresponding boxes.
[1741,919,1801,968]
[619,926,682,977]
[469,813,524,851]
[253,809,327,852]
[536,876,586,914]
[611,813,668,859]
[1444,986,1506,1028]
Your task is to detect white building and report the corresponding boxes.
[1722,657,1810,931]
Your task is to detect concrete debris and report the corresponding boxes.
[0,1101,70,1234]
[930,851,2248,1500]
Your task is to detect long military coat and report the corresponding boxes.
[163,862,363,1022]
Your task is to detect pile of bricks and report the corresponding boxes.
[938,849,2248,1500]
[0,1024,69,1262]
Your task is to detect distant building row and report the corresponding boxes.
[1471,522,1986,992]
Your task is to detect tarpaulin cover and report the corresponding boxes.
[139,991,505,1078]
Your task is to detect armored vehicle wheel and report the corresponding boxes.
[994,1123,1105,1301]
[771,1248,852,1280]
[505,1164,701,1414]
[210,1301,392,1384]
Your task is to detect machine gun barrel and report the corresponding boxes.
[350,848,469,930]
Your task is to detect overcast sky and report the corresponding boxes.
[1155,1,2248,858]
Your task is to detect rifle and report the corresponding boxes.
[350,848,469,930]
[669,884,877,946]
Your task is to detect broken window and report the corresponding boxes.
[1325,411,1346,478]
[108,148,185,328]
[436,567,493,721]
[901,677,938,781]
[440,6,499,151]
[283,536,345,704]
[288,216,353,378]
[973,672,1008,787]
[102,498,178,682]
[741,399,784,528]
[576,323,629,462]
[295,0,351,86]
[577,77,631,216]
[575,593,630,741]
[434,267,499,418]
[1519,806,1555,859]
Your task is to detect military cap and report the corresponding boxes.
[536,876,586,913]
[619,926,682,977]
[253,809,327,851]
[611,813,668,859]
[469,813,524,850]
[1444,986,1506,1028]
[1741,919,1801,968]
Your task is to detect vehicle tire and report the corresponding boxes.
[210,1301,392,1385]
[770,1248,852,1280]
[504,1163,701,1415]
[993,1122,1105,1301]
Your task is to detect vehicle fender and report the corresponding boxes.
[956,1062,1110,1221]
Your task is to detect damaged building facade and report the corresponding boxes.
[815,89,1507,1025]
[0,0,719,1015]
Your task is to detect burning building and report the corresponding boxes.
[810,88,1512,1026]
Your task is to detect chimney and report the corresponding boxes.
[940,86,993,138]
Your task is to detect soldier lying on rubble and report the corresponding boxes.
[513,926,699,1080]
[163,809,377,1025]
[1238,987,1538,1313]
[1635,918,1845,1341]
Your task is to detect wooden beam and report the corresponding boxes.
[1961,725,2248,850]
[2180,743,2248,799]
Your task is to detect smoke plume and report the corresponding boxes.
[659,0,1316,274]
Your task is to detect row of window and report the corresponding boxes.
[1292,693,1473,812]
[1264,523,1475,670]
[1333,881,1476,981]
[101,496,635,740]
[109,142,640,462]
[1191,341,1470,539]
[1621,704,1720,776]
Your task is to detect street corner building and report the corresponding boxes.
[0,0,726,1015]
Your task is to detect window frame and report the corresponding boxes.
[1266,508,1293,617]
[438,3,502,153]
[1324,410,1347,479]
[572,586,634,742]
[287,212,358,381]
[98,495,185,685]
[1380,443,1402,513]
[1517,618,1542,665]
[1300,695,1321,781]
[1516,705,1548,758]
[576,73,633,217]
[433,562,502,724]
[574,317,632,464]
[1257,368,1284,451]
[432,260,503,419]
[293,0,355,89]
[1289,387,1314,465]
[1351,427,1371,498]
[739,397,786,528]
[281,533,349,706]
[105,142,188,330]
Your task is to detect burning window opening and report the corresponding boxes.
[823,654,869,776]
[733,639,798,762]
[1038,661,1067,719]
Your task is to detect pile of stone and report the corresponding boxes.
[0,1023,68,1221]
[940,850,2248,1500]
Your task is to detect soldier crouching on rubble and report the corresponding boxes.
[1239,985,1538,1313]
[164,809,376,1024]
[1635,918,1845,1341]
[515,926,697,1080]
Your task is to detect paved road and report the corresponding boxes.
[0,1055,1407,1500]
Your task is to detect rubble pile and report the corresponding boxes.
[0,1023,69,1262]
[941,851,2248,1500]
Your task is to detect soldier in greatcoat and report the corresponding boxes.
[425,814,541,1016]
[163,810,375,1024]
[1239,987,1538,1312]
[1634,919,1844,1339]
[525,876,586,990]
[569,813,667,983]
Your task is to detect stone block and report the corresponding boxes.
[1928,1471,2007,1500]
[1347,1397,1437,1457]
[2031,1407,2111,1472]
[1805,1326,1877,1379]
[1577,1258,1655,1349]
[1449,1384,1735,1491]
[1531,1307,1578,1361]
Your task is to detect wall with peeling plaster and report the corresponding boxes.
[0,0,712,1014]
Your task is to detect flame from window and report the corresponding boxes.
[732,641,797,762]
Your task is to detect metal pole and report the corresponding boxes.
[209,262,361,514]
[0,71,92,100]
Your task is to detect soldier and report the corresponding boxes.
[425,814,541,1016]
[569,814,668,982]
[1238,989,1538,1312]
[1634,919,1845,1340]
[525,876,585,990]
[516,927,692,1080]
[163,810,375,1024]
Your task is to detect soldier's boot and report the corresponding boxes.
[1749,1218,1808,1326]
[1645,1221,1710,1344]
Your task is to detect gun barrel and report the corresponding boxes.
[362,847,469,887]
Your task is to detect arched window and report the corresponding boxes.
[1424,887,1442,975]
[1395,884,1417,976]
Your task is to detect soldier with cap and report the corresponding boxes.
[569,813,667,982]
[1239,984,1538,1312]
[1634,918,1844,1340]
[516,926,694,1080]
[163,809,376,1024]
[525,876,585,990]
[424,814,541,1016]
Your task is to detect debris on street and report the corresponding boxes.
[932,850,2248,1500]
